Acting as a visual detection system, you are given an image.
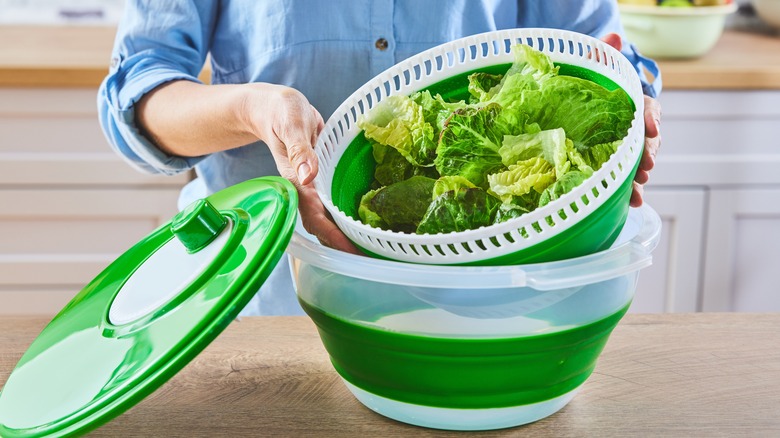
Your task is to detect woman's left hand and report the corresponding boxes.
[601,33,661,207]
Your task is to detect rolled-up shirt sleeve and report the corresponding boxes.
[97,1,218,175]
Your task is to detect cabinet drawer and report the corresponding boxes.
[0,188,181,314]
[0,87,190,186]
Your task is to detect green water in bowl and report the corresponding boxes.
[330,63,639,266]
[300,298,630,409]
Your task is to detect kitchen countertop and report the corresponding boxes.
[657,30,780,90]
[1,313,779,436]
[0,26,778,89]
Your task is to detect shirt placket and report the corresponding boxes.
[369,0,395,77]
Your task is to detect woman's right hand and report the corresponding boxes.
[239,83,361,254]
[138,80,359,254]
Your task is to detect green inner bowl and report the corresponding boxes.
[330,63,640,266]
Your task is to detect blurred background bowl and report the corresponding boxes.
[619,2,739,58]
[752,0,780,28]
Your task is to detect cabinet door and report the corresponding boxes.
[629,188,707,313]
[702,189,780,312]
[653,91,780,187]
[0,189,181,315]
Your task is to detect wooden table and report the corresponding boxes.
[1,314,779,437]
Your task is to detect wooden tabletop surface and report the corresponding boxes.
[657,30,780,90]
[1,313,779,437]
[1,25,779,89]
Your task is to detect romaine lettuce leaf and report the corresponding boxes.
[487,156,556,203]
[435,103,523,188]
[467,72,504,102]
[432,175,477,199]
[367,176,436,233]
[372,141,440,187]
[358,188,387,229]
[357,95,437,167]
[567,139,622,172]
[520,75,634,151]
[411,90,468,136]
[499,127,571,178]
[539,170,590,207]
[488,44,559,109]
[417,187,500,235]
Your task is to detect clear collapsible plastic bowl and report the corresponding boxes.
[287,204,661,431]
[313,28,645,266]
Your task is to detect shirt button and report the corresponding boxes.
[375,38,389,51]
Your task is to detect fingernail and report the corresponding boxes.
[297,162,311,182]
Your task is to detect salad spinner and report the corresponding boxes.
[288,202,661,431]
[314,28,646,265]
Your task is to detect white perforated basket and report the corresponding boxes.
[313,28,645,265]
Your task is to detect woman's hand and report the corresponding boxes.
[633,95,661,207]
[138,80,359,254]
[241,84,361,254]
[600,33,662,207]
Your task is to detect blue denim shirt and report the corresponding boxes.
[98,0,661,315]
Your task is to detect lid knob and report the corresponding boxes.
[171,199,227,253]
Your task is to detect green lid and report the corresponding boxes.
[0,177,298,438]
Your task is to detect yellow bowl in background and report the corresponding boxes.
[619,3,738,59]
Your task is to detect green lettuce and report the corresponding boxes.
[567,139,622,173]
[467,72,504,102]
[354,43,634,235]
[434,103,524,188]
[357,95,437,167]
[539,170,590,208]
[488,44,559,109]
[431,175,477,199]
[499,127,571,178]
[411,90,468,136]
[417,187,500,235]
[372,141,440,187]
[520,75,633,151]
[487,156,556,203]
[363,176,436,233]
[358,188,387,229]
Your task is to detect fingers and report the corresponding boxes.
[632,96,662,208]
[630,181,644,208]
[601,32,622,51]
[590,33,623,63]
[644,95,662,140]
[634,168,650,185]
[297,185,362,255]
[639,96,662,173]
[264,88,323,186]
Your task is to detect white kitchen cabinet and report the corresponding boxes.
[0,88,189,315]
[634,90,780,313]
[702,188,780,312]
[630,188,706,313]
